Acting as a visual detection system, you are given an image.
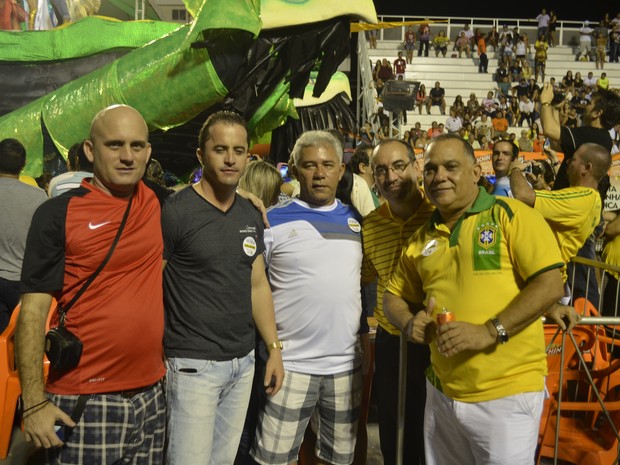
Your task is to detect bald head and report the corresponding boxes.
[90,105,149,142]
[577,143,611,183]
[84,104,152,198]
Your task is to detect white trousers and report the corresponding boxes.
[424,380,544,465]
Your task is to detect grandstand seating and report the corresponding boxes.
[367,40,620,136]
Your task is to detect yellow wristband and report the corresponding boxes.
[267,340,283,352]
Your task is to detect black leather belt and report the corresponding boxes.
[109,382,157,398]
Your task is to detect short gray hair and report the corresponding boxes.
[291,130,343,167]
[425,134,476,164]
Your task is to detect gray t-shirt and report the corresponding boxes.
[162,186,264,360]
[0,178,47,281]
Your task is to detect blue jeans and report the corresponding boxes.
[166,351,255,465]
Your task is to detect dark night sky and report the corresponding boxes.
[371,1,614,23]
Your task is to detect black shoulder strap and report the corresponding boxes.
[59,195,133,323]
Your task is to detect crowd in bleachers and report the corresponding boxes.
[367,12,620,155]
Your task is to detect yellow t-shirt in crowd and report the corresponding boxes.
[361,193,435,335]
[534,186,601,282]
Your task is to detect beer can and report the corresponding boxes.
[436,308,455,325]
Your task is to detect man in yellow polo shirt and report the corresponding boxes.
[384,134,564,465]
[361,139,434,465]
[510,142,610,299]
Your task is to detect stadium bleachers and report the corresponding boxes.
[367,39,620,136]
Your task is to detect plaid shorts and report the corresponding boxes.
[44,382,165,465]
[251,367,362,465]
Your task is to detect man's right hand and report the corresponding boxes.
[410,296,437,344]
[23,402,75,449]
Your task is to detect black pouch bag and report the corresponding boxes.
[45,325,83,373]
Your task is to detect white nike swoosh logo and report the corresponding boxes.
[88,221,111,230]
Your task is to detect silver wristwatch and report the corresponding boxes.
[490,317,509,344]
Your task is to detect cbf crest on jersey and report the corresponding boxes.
[473,221,500,271]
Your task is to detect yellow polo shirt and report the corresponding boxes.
[534,186,601,282]
[603,234,620,280]
[361,193,435,335]
[387,188,563,402]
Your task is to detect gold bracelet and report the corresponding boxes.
[267,340,283,352]
[541,102,552,107]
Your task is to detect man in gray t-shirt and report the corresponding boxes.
[161,111,283,465]
[0,138,47,331]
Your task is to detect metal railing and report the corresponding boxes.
[356,31,403,140]
[373,15,593,48]
[356,32,378,134]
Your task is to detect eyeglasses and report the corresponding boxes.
[373,161,411,178]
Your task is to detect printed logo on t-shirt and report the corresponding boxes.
[240,225,257,234]
[243,236,257,256]
[421,239,438,256]
[474,222,501,271]
[348,218,361,233]
[88,221,111,230]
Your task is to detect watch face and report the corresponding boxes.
[492,318,509,343]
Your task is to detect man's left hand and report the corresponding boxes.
[264,349,284,396]
[435,321,496,357]
[237,188,270,228]
[545,302,581,331]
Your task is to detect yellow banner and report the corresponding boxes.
[351,20,448,33]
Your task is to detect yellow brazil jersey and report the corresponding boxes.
[386,188,564,402]
[603,234,620,280]
[361,193,435,335]
[534,186,601,282]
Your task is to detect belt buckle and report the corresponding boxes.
[120,386,146,398]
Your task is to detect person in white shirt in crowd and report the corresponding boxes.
[445,108,463,135]
[583,71,597,88]
[535,8,550,39]
[578,20,594,61]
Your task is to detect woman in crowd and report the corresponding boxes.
[478,134,491,150]
[534,34,548,82]
[455,31,471,58]
[432,30,450,57]
[514,36,527,66]
[561,70,574,93]
[376,58,394,82]
[416,83,429,114]
[521,60,533,81]
[372,59,382,81]
[528,121,542,141]
[238,160,284,208]
[414,131,430,149]
[548,10,558,47]
[452,95,465,117]
[573,71,585,93]
[409,122,424,142]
